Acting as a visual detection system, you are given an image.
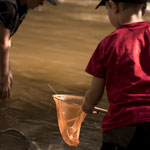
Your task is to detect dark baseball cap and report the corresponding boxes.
[95,0,147,9]
[47,0,57,6]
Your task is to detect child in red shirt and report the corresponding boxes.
[82,0,150,149]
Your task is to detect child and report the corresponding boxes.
[82,0,150,149]
[0,0,56,101]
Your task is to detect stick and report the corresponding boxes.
[48,84,57,94]
[94,106,108,114]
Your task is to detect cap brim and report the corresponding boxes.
[47,0,57,6]
[95,0,105,9]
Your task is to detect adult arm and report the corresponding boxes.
[82,76,105,114]
[0,24,12,101]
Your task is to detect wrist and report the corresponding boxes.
[0,66,9,78]
[82,101,94,113]
[0,74,9,84]
[0,73,9,79]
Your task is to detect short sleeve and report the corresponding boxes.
[86,42,106,78]
[0,2,16,30]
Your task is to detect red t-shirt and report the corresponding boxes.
[86,21,150,131]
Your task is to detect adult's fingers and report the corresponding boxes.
[0,86,10,101]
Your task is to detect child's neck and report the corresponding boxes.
[117,9,144,27]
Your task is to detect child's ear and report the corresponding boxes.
[108,0,119,13]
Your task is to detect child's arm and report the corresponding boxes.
[82,76,105,114]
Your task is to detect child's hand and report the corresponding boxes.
[82,101,95,114]
[92,107,101,114]
[82,102,108,114]
[93,106,108,114]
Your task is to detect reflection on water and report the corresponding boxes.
[0,0,150,149]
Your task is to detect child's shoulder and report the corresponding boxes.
[101,21,150,46]
[100,29,121,47]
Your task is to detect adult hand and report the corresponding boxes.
[9,71,13,88]
[0,72,13,101]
